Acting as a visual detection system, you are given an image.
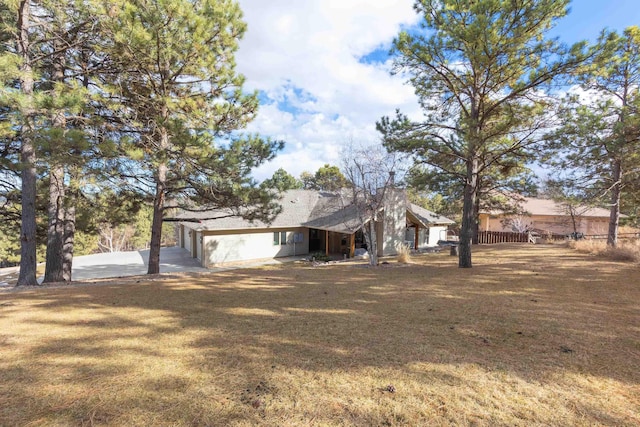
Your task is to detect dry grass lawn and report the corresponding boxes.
[569,238,640,263]
[0,244,639,426]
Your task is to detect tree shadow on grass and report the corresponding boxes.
[1,246,639,425]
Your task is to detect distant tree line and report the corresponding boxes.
[261,164,349,192]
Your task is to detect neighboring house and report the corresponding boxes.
[478,197,615,236]
[177,189,454,267]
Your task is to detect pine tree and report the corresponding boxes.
[2,0,40,285]
[378,0,587,268]
[100,0,282,274]
[301,164,349,192]
[39,0,100,282]
[543,27,640,246]
[261,168,302,192]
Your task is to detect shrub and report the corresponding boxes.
[569,239,640,263]
[310,252,331,262]
[396,243,412,264]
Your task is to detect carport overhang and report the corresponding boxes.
[406,210,430,229]
[406,210,429,250]
[306,223,361,257]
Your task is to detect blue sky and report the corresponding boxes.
[235,0,640,182]
[550,0,640,43]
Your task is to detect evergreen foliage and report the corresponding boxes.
[301,164,349,192]
[99,0,282,274]
[261,168,302,192]
[1,0,281,280]
[378,0,588,267]
[543,27,640,245]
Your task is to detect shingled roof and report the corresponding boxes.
[408,203,456,226]
[482,197,616,218]
[179,189,454,233]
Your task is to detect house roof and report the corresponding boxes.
[483,197,615,218]
[408,203,456,226]
[178,189,454,233]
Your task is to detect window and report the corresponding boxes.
[275,231,302,245]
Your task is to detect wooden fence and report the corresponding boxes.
[477,231,530,244]
[476,231,640,244]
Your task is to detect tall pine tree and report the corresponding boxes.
[378,0,587,268]
[100,0,282,274]
[0,0,39,285]
[544,27,640,246]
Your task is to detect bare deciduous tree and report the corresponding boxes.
[341,143,404,267]
[501,215,532,233]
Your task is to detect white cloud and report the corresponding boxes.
[235,0,421,181]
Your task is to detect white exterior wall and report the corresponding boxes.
[203,228,309,266]
[381,189,407,256]
[195,231,203,260]
[179,225,186,249]
[428,226,448,246]
[181,225,198,258]
[406,226,448,248]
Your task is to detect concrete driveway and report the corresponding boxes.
[0,247,207,287]
[1,247,309,287]
[70,246,208,280]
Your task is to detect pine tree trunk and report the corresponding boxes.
[62,183,77,281]
[459,157,479,268]
[43,164,66,283]
[148,97,170,274]
[16,0,38,287]
[62,159,81,280]
[472,192,480,245]
[148,123,169,275]
[17,135,38,286]
[147,162,166,274]
[44,38,68,283]
[607,160,622,247]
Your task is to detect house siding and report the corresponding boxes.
[406,226,447,248]
[181,227,199,259]
[381,189,406,256]
[428,226,448,246]
[479,213,609,236]
[586,219,609,235]
[195,232,203,260]
[202,227,309,266]
[177,189,454,268]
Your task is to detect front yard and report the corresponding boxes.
[1,244,638,426]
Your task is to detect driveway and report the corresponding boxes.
[0,247,207,286]
[71,246,208,280]
[1,247,309,286]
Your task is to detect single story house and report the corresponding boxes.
[479,196,615,236]
[177,189,454,267]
